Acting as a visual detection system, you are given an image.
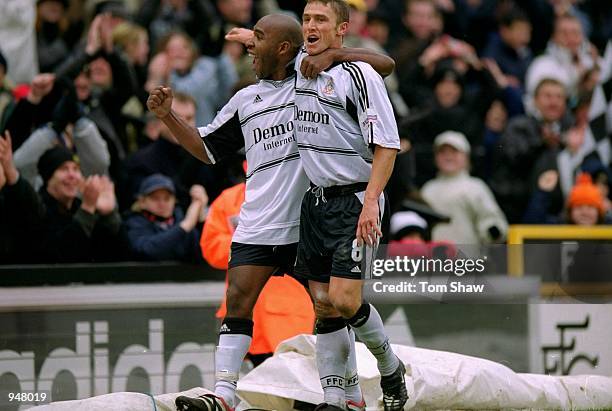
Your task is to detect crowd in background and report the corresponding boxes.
[0,0,611,265]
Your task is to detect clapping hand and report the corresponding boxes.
[96,175,117,215]
[0,131,18,185]
[81,175,102,214]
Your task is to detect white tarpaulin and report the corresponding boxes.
[30,334,612,410]
[237,334,612,410]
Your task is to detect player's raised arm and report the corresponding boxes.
[147,86,211,164]
[301,47,395,79]
[226,28,394,78]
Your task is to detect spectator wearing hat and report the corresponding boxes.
[421,131,508,245]
[37,145,125,262]
[0,131,45,263]
[564,173,612,281]
[124,173,207,262]
[524,171,610,226]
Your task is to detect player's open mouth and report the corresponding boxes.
[307,35,319,45]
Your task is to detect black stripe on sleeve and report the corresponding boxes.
[203,111,244,162]
[342,64,365,111]
[347,62,370,108]
[342,63,370,112]
[346,97,359,124]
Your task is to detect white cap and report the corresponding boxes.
[434,131,471,154]
[390,211,428,235]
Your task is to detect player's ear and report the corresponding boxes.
[336,21,348,37]
[278,40,291,56]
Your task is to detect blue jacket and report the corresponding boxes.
[482,33,533,84]
[124,208,202,263]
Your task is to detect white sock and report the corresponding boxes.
[214,327,252,407]
[345,327,362,404]
[349,303,399,376]
[316,321,350,407]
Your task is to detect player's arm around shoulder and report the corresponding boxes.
[335,48,395,78]
[147,86,211,164]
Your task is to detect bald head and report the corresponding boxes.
[258,14,303,57]
[250,14,303,79]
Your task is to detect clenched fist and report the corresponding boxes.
[147,86,174,119]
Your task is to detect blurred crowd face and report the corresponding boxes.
[166,34,194,73]
[485,100,508,133]
[167,0,188,10]
[348,7,367,36]
[435,78,461,108]
[535,82,566,122]
[500,20,532,51]
[570,204,598,226]
[435,144,467,175]
[127,33,150,66]
[553,16,583,55]
[46,161,83,204]
[302,2,348,56]
[74,72,91,101]
[217,0,252,24]
[89,57,113,88]
[38,0,65,24]
[367,18,389,46]
[140,189,176,218]
[404,0,439,40]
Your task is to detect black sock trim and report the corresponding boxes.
[220,317,254,336]
[346,372,360,386]
[316,317,347,334]
[347,303,370,327]
[320,374,345,388]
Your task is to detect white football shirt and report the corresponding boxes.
[198,74,309,245]
[294,49,400,187]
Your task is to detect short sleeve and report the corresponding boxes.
[342,62,400,150]
[197,92,245,164]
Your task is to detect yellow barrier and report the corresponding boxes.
[507,225,612,277]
